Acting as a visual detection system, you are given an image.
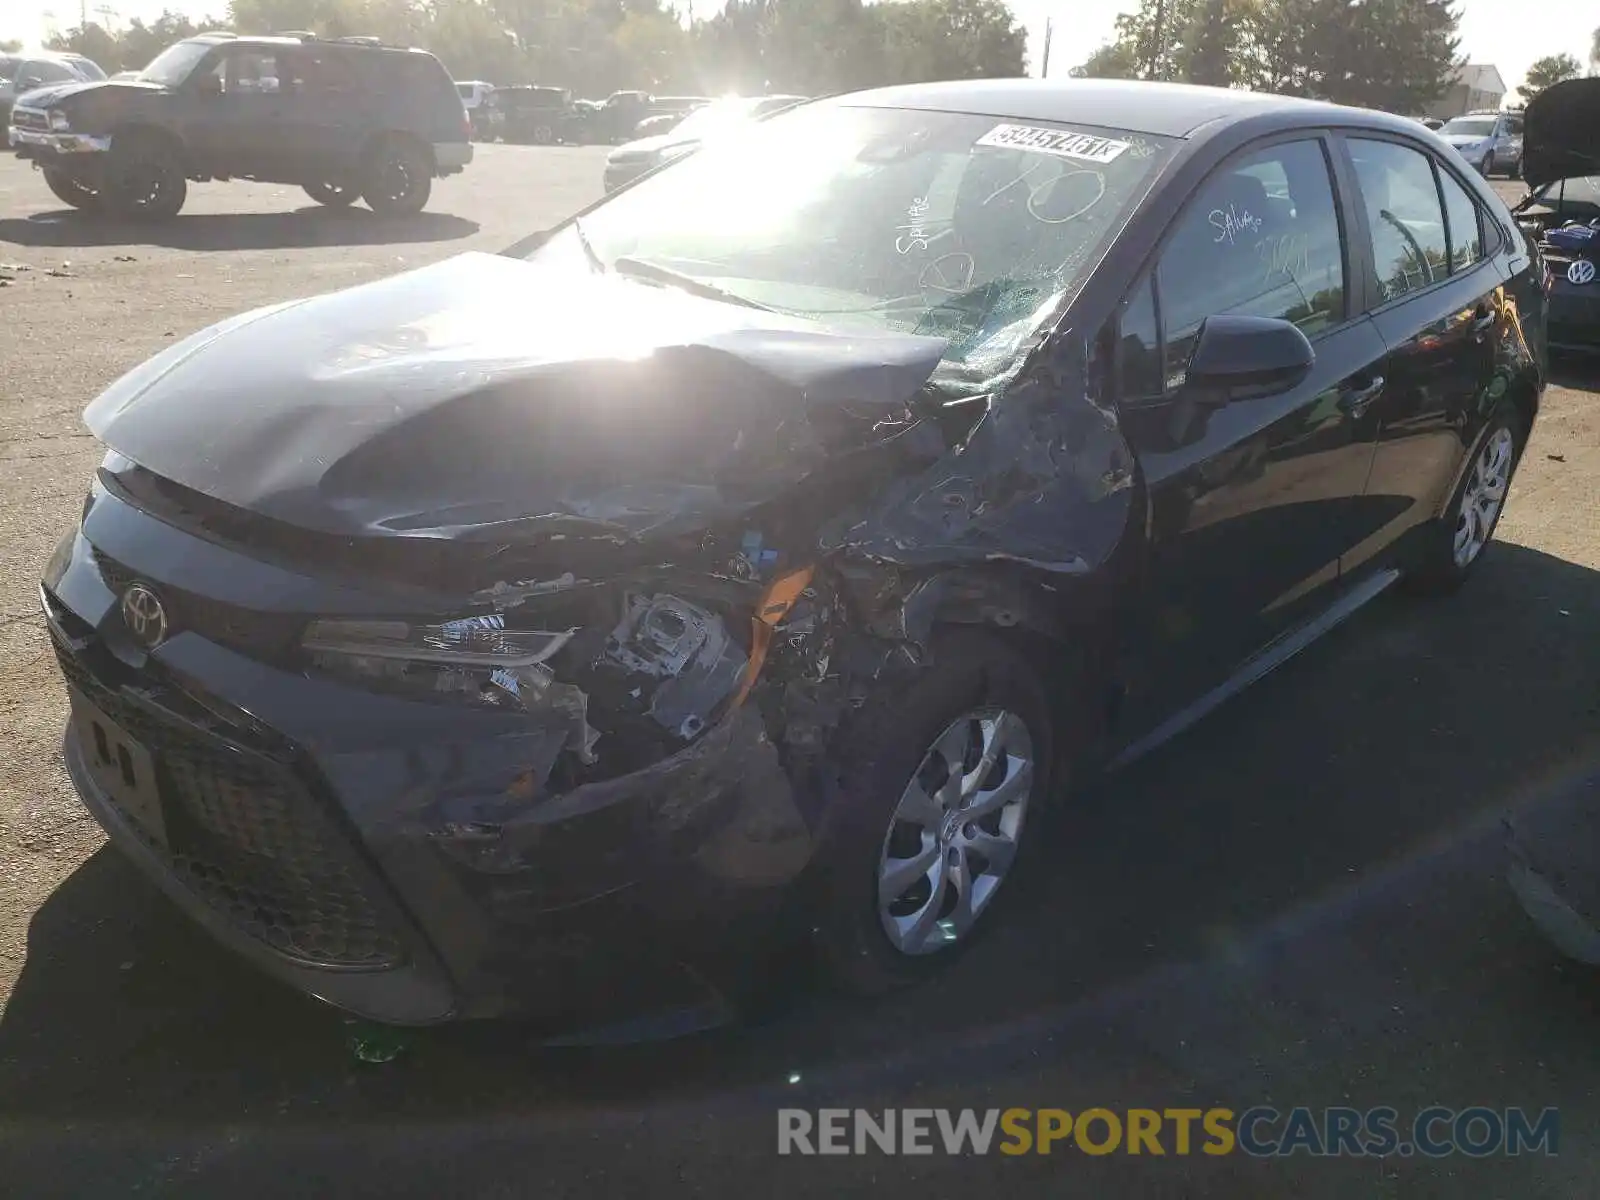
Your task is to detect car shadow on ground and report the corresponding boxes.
[1549,353,1600,392]
[2,543,1598,1131]
[0,207,479,251]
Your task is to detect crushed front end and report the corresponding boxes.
[46,477,868,1032]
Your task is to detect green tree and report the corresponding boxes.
[0,38,23,53]
[1069,40,1140,79]
[45,22,125,69]
[1520,52,1582,103]
[1172,0,1253,87]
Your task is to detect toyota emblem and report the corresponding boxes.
[120,583,169,649]
[1568,259,1596,286]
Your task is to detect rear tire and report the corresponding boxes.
[42,167,100,211]
[101,132,186,220]
[304,179,359,207]
[1405,407,1525,596]
[811,630,1060,996]
[361,137,432,216]
[1480,152,1495,179]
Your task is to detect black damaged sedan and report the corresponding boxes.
[43,80,1545,1036]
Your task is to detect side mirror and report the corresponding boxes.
[1184,314,1314,404]
[195,73,222,97]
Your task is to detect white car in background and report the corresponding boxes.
[1437,110,1525,179]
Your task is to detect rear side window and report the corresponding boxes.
[1157,138,1347,379]
[1348,139,1449,303]
[1437,169,1485,273]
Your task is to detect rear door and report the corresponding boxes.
[1113,134,1391,727]
[1336,136,1507,575]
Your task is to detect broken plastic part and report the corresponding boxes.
[488,662,601,763]
[475,573,581,611]
[605,594,750,739]
[732,566,817,709]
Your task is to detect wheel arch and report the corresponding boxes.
[110,121,188,168]
[909,568,1123,758]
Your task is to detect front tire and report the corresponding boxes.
[362,137,432,216]
[812,630,1059,995]
[1480,152,1495,178]
[42,167,100,211]
[101,133,186,220]
[1407,408,1524,595]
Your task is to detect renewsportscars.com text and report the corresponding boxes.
[777,1106,1559,1158]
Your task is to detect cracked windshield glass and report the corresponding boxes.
[535,105,1172,388]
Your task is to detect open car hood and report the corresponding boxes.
[1522,77,1600,190]
[84,251,948,542]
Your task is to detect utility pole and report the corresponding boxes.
[1146,0,1166,80]
[1040,17,1053,79]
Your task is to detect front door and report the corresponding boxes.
[183,45,307,180]
[1114,135,1392,732]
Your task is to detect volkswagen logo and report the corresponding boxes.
[1568,259,1596,286]
[120,583,169,649]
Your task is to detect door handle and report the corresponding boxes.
[1471,307,1497,335]
[1337,375,1385,416]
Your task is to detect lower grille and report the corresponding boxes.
[53,635,407,969]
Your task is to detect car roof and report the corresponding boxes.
[838,78,1414,140]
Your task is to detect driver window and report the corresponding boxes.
[1348,139,1449,304]
[1156,138,1346,382]
[224,50,283,95]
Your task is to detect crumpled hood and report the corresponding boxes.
[1523,77,1600,189]
[85,251,948,541]
[13,78,161,109]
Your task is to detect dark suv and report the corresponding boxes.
[7,32,472,219]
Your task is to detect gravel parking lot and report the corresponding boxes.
[2,150,1598,1197]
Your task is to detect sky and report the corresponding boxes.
[2,0,1592,102]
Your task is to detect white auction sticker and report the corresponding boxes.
[974,123,1130,164]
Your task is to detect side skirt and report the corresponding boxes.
[1105,568,1403,772]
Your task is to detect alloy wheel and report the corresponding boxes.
[1453,425,1515,568]
[876,708,1035,956]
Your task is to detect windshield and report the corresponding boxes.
[138,40,212,87]
[534,103,1173,391]
[1441,118,1496,137]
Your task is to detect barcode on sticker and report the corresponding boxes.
[975,124,1130,164]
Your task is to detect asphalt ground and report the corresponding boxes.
[2,151,1598,1197]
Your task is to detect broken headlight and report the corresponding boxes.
[303,614,599,761]
[302,615,576,668]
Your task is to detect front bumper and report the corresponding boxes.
[10,126,111,156]
[43,482,820,1032]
